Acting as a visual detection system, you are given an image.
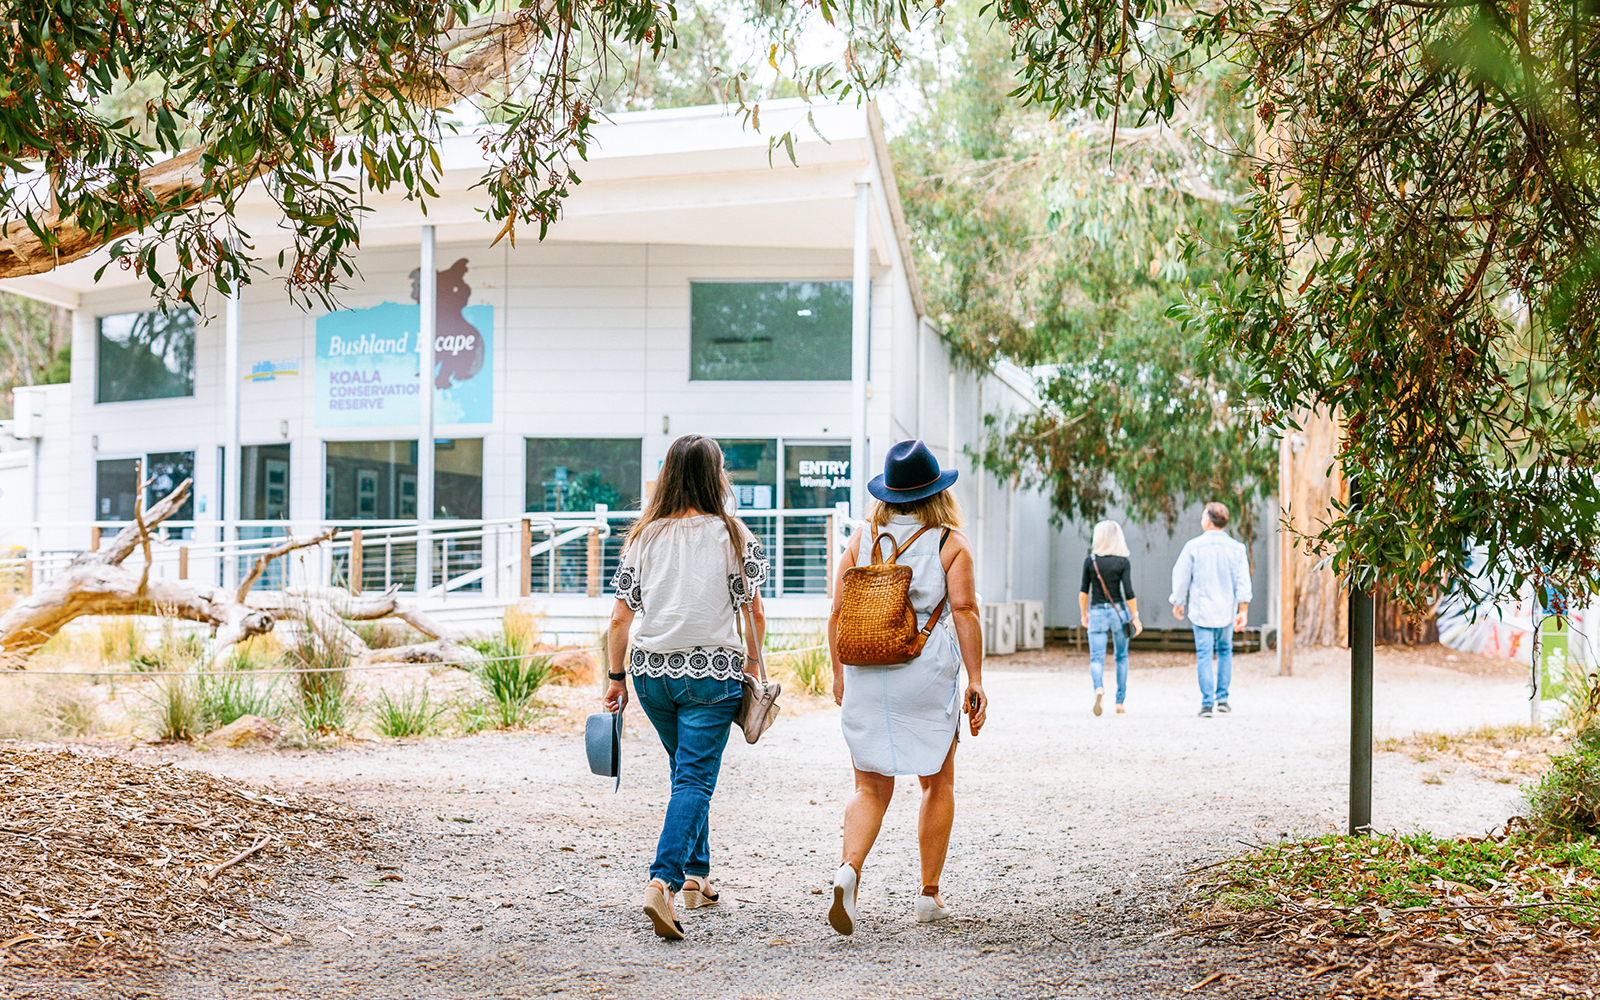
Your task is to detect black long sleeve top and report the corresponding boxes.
[1080,554,1135,605]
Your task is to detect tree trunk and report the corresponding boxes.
[1284,408,1349,648]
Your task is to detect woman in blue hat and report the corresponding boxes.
[826,439,987,935]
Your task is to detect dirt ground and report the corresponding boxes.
[6,643,1539,999]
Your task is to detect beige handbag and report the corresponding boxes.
[734,601,780,743]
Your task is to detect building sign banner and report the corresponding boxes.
[315,258,494,427]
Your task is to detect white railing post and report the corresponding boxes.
[417,224,436,596]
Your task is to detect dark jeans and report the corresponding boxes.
[632,672,743,891]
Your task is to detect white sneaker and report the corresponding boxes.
[829,864,858,935]
[914,890,951,923]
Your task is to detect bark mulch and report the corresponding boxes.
[0,747,373,976]
[1185,831,1600,998]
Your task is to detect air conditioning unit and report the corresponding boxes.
[10,385,45,439]
[982,601,1017,656]
[1016,600,1045,650]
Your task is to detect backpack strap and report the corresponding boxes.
[888,525,936,563]
[910,528,955,653]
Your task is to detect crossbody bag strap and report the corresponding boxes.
[737,600,766,681]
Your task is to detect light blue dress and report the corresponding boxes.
[840,515,963,776]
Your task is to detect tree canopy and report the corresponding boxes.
[894,5,1271,550]
[977,0,1600,608]
[10,0,1600,606]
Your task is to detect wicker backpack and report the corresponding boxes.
[836,525,950,666]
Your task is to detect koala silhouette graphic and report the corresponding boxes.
[410,258,485,390]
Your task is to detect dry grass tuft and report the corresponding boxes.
[1378,724,1560,777]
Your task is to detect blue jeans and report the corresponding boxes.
[1087,603,1129,704]
[632,672,743,891]
[1192,626,1233,708]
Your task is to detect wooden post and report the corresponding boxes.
[586,528,600,597]
[519,518,532,598]
[1279,429,1295,675]
[91,526,101,552]
[178,545,189,581]
[349,529,364,595]
[22,559,32,595]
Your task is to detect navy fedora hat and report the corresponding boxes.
[868,439,959,504]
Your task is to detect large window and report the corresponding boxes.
[325,441,417,520]
[97,308,197,403]
[324,439,481,519]
[241,444,292,520]
[690,281,852,381]
[434,439,483,520]
[785,443,852,510]
[97,452,195,530]
[718,439,777,510]
[525,438,641,512]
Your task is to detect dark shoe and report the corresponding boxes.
[1198,707,1214,718]
[1216,702,1231,714]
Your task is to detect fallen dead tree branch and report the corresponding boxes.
[0,479,472,669]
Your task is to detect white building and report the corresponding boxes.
[0,100,1083,642]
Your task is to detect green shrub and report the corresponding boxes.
[197,671,278,730]
[372,685,443,738]
[449,698,493,735]
[285,619,357,736]
[147,674,200,741]
[132,623,206,672]
[98,617,146,667]
[769,633,830,696]
[1524,725,1600,841]
[470,629,550,728]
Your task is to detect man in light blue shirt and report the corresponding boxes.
[1169,502,1253,717]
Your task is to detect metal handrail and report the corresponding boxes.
[0,506,860,600]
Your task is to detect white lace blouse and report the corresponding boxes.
[610,515,768,680]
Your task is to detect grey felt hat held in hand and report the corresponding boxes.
[586,711,622,792]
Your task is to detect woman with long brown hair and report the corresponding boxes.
[827,439,986,935]
[604,434,769,941]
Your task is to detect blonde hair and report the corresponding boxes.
[1091,519,1131,557]
[866,490,966,531]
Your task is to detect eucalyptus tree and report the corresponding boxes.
[894,7,1272,551]
[983,0,1600,609]
[1,1,678,307]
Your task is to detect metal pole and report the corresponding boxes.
[224,282,241,589]
[417,225,436,595]
[1349,482,1374,836]
[850,182,870,519]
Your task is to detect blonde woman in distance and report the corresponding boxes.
[1078,519,1141,716]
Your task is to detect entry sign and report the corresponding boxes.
[1540,613,1571,703]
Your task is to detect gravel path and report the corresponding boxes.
[10,646,1532,999]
